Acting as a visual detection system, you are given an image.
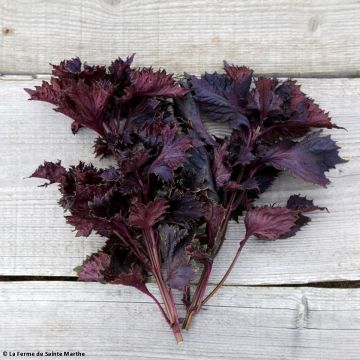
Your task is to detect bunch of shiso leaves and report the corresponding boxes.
[26,55,346,342]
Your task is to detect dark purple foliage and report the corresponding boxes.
[260,132,346,186]
[159,224,196,291]
[129,199,169,229]
[27,56,346,342]
[244,206,299,240]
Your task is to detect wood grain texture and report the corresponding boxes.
[0,77,359,284]
[1,282,360,359]
[0,0,360,76]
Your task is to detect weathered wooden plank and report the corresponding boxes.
[0,78,359,284]
[1,282,360,360]
[1,0,360,76]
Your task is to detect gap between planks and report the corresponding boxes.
[1,276,360,289]
[2,73,360,80]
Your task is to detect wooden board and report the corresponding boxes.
[1,281,360,360]
[0,77,359,284]
[1,1,360,358]
[1,0,360,76]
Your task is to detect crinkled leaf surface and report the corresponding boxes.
[245,207,299,240]
[148,125,192,181]
[261,132,346,186]
[159,225,196,291]
[129,199,169,229]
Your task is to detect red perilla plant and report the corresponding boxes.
[26,56,346,342]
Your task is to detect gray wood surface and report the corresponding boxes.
[0,0,360,76]
[0,77,358,285]
[1,282,360,360]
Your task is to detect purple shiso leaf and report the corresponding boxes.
[76,252,110,282]
[128,198,169,229]
[212,143,231,188]
[223,62,253,90]
[53,57,82,76]
[273,80,343,137]
[148,125,192,182]
[260,132,346,187]
[191,72,250,128]
[109,264,149,293]
[245,195,328,241]
[26,78,113,137]
[76,249,149,294]
[159,224,196,291]
[174,82,216,146]
[234,145,256,166]
[54,80,114,137]
[30,161,67,186]
[223,62,253,111]
[203,201,226,248]
[122,68,189,99]
[100,167,119,182]
[65,215,97,237]
[286,194,328,213]
[168,191,204,224]
[279,194,328,238]
[25,78,63,105]
[108,54,135,82]
[247,77,283,122]
[51,57,107,80]
[88,189,124,220]
[244,207,299,240]
[116,148,151,174]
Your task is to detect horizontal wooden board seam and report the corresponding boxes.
[1,276,360,289]
[2,73,360,80]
